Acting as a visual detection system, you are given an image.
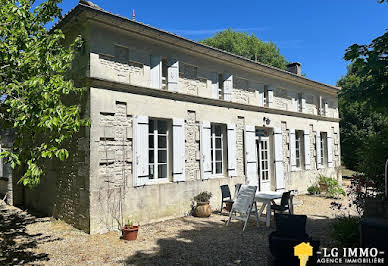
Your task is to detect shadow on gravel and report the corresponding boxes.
[121,214,334,265]
[0,204,61,265]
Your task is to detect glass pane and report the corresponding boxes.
[149,135,154,148]
[216,162,222,174]
[158,164,167,178]
[215,138,222,148]
[158,120,168,134]
[149,165,154,179]
[262,161,265,169]
[149,150,154,163]
[216,150,222,161]
[149,120,155,133]
[158,150,167,163]
[158,136,167,148]
[214,125,222,136]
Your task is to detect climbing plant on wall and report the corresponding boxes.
[0,0,89,187]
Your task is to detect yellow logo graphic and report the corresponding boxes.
[294,242,313,266]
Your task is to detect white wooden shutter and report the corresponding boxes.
[289,129,297,171]
[167,58,179,92]
[274,127,285,191]
[244,125,258,186]
[319,96,323,116]
[268,87,273,107]
[301,93,306,113]
[133,115,149,186]
[227,123,237,177]
[316,133,322,169]
[200,121,212,179]
[211,72,218,99]
[258,84,264,107]
[324,101,329,117]
[173,118,185,182]
[150,55,162,89]
[223,73,233,101]
[304,130,311,170]
[327,132,333,167]
[292,96,298,112]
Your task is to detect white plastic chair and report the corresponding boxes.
[226,185,259,231]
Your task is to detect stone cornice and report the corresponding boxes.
[87,77,340,123]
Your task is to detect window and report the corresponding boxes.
[298,93,303,112]
[210,124,225,175]
[295,130,304,169]
[148,119,170,180]
[264,85,269,107]
[161,58,168,90]
[218,74,224,99]
[320,132,327,166]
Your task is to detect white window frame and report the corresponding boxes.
[295,131,301,168]
[218,73,224,100]
[148,118,170,183]
[320,132,327,166]
[210,123,226,176]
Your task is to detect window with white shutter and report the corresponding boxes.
[167,58,179,92]
[295,130,304,169]
[150,55,162,89]
[173,118,185,182]
[327,132,333,167]
[210,124,227,176]
[304,130,311,170]
[133,115,150,186]
[301,93,306,113]
[267,87,273,107]
[200,121,212,179]
[289,129,297,171]
[223,73,233,101]
[244,125,258,186]
[211,72,219,99]
[320,132,328,167]
[274,127,284,191]
[315,132,322,169]
[227,123,237,177]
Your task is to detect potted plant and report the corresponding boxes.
[122,219,139,241]
[193,191,212,217]
[318,175,328,192]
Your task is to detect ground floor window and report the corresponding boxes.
[295,130,304,169]
[320,132,327,166]
[149,119,170,180]
[210,124,225,175]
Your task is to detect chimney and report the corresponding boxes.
[287,62,301,76]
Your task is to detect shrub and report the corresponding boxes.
[194,192,212,203]
[307,185,320,195]
[318,175,345,198]
[331,216,360,247]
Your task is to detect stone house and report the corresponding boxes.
[0,1,341,234]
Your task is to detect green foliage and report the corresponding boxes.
[318,175,345,198]
[338,29,388,193]
[307,185,320,195]
[331,216,360,247]
[200,29,289,70]
[193,191,212,203]
[0,0,89,187]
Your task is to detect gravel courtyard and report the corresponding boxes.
[0,188,356,265]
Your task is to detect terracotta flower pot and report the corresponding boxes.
[122,225,139,241]
[319,182,327,192]
[195,201,212,217]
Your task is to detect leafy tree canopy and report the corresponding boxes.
[0,0,89,187]
[200,29,289,70]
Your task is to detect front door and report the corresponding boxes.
[257,136,271,191]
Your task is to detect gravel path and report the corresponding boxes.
[0,184,356,265]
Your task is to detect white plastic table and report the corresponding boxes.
[254,191,294,227]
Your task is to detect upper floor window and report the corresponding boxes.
[264,85,269,107]
[218,74,224,100]
[298,92,303,112]
[210,124,226,175]
[149,119,170,181]
[161,58,168,90]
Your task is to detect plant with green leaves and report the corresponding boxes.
[200,29,289,70]
[0,0,89,187]
[307,185,320,195]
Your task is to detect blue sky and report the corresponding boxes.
[44,0,387,86]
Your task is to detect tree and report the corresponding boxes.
[0,0,89,187]
[200,29,289,70]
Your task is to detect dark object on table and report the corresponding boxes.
[269,214,320,266]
